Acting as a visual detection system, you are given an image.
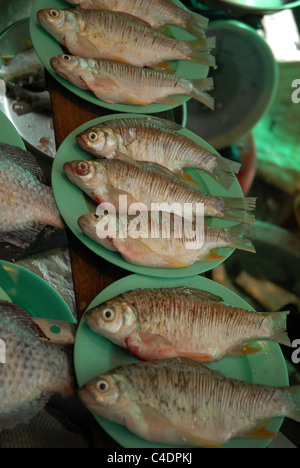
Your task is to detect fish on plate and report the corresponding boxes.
[76,117,240,189]
[78,358,300,447]
[63,159,256,224]
[0,48,46,92]
[50,55,214,109]
[78,212,256,268]
[37,8,215,68]
[84,285,290,361]
[0,142,64,248]
[63,0,209,38]
[0,300,74,429]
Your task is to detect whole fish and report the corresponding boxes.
[0,142,64,248]
[76,117,240,189]
[84,286,290,362]
[78,212,256,268]
[63,0,209,38]
[50,55,214,109]
[0,48,45,92]
[78,358,300,447]
[37,8,215,68]
[0,301,74,429]
[63,159,256,224]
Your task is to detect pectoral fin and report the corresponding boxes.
[64,33,99,57]
[125,332,176,360]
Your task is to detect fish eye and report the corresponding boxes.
[88,132,98,142]
[93,214,100,219]
[96,379,110,392]
[75,161,90,176]
[50,9,59,17]
[63,55,71,61]
[101,308,115,322]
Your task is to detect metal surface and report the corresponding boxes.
[197,0,300,16]
[0,18,55,159]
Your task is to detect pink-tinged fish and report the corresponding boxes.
[78,358,300,447]
[63,159,256,224]
[37,8,215,68]
[76,117,240,189]
[78,212,255,268]
[63,0,209,38]
[0,301,74,429]
[84,286,290,362]
[50,55,214,109]
[0,142,64,249]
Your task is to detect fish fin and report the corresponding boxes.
[123,95,150,106]
[174,286,223,302]
[223,197,257,224]
[0,222,48,249]
[152,61,177,74]
[184,12,209,38]
[188,38,216,67]
[178,352,214,363]
[0,142,47,184]
[230,343,261,356]
[287,386,300,423]
[190,77,214,110]
[209,156,241,189]
[199,250,227,261]
[95,186,138,210]
[136,404,184,444]
[158,25,177,39]
[146,116,183,131]
[64,33,99,58]
[158,255,190,268]
[180,172,198,185]
[226,223,256,254]
[125,332,176,360]
[114,151,141,168]
[0,301,48,340]
[245,420,277,440]
[268,311,291,347]
[85,76,118,100]
[156,96,181,105]
[179,427,223,448]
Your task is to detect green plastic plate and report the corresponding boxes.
[0,260,76,323]
[74,274,289,448]
[29,0,209,114]
[0,110,26,149]
[52,113,243,278]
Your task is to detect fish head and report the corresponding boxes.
[78,213,118,251]
[76,125,118,158]
[50,55,92,90]
[63,160,107,195]
[37,9,76,43]
[78,372,137,418]
[84,296,139,346]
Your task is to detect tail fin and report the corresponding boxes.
[287,386,300,423]
[190,77,214,110]
[184,12,209,38]
[210,156,242,189]
[223,197,257,224]
[188,37,216,67]
[226,223,256,254]
[268,311,291,347]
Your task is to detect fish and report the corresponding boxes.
[84,286,290,362]
[63,159,256,224]
[0,48,46,92]
[7,84,52,116]
[76,117,240,189]
[78,358,300,447]
[0,301,74,429]
[50,55,214,109]
[0,142,64,249]
[37,8,215,68]
[63,0,209,38]
[78,212,256,268]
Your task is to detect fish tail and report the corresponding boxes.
[287,386,300,423]
[210,156,242,189]
[223,197,257,224]
[190,77,214,110]
[184,12,209,38]
[187,37,216,67]
[269,311,291,347]
[226,223,256,254]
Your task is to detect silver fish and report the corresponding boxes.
[78,358,300,447]
[0,301,74,429]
